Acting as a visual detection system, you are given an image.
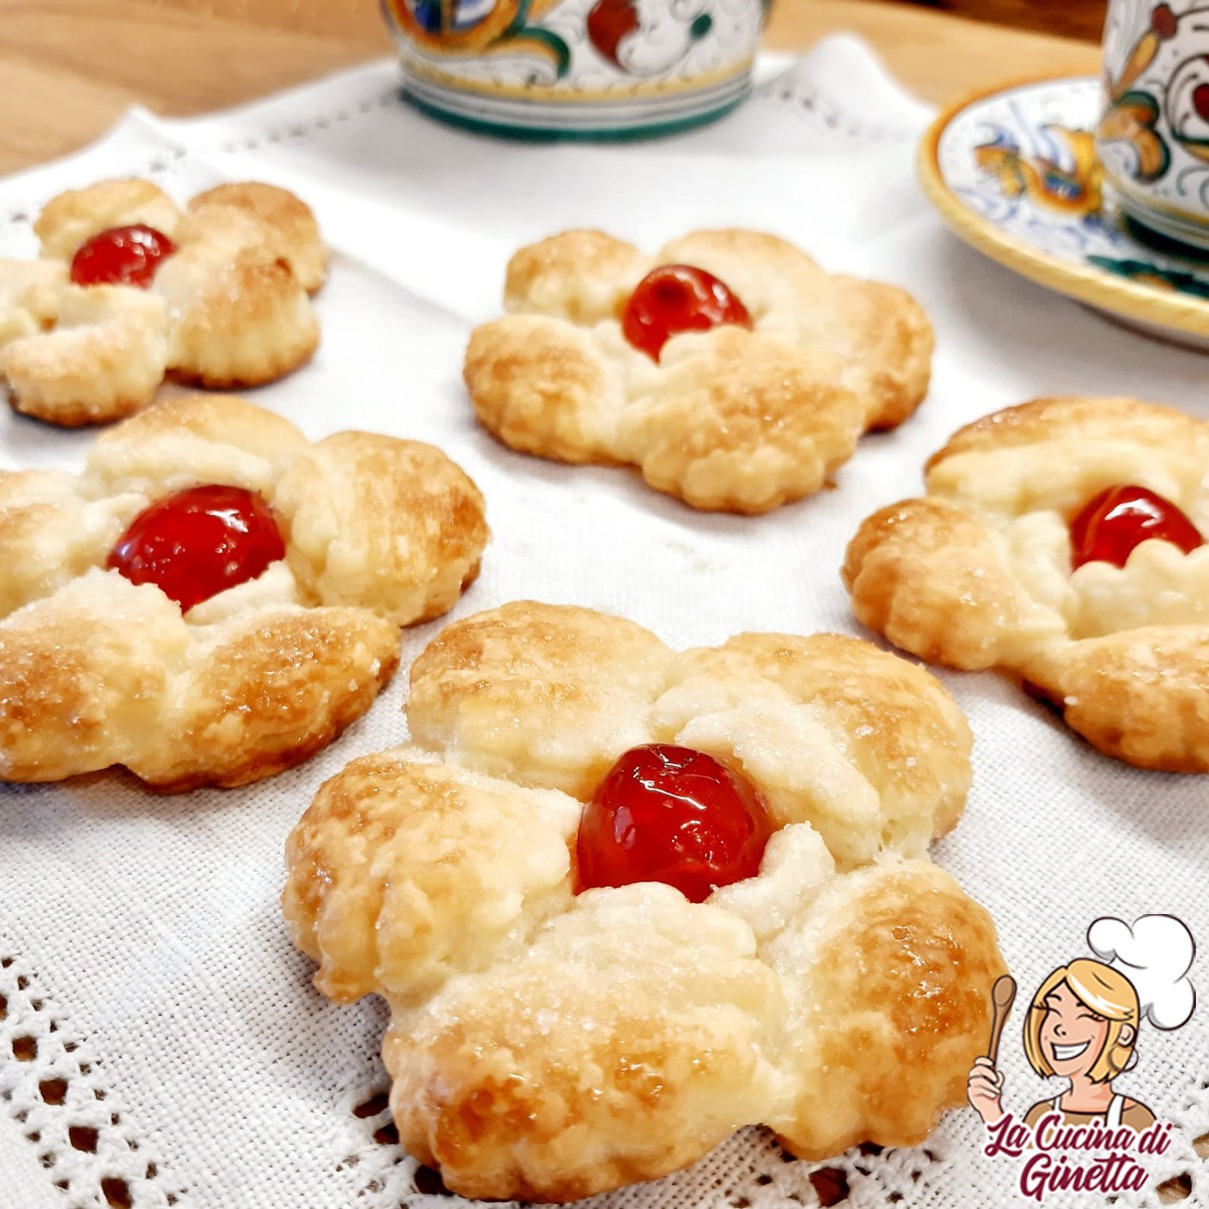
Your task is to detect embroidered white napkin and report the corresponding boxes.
[0,34,1205,1209]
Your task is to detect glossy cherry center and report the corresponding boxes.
[574,743,775,903]
[621,264,752,362]
[1069,484,1204,570]
[70,224,176,288]
[107,484,286,612]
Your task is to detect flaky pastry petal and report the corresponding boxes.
[146,605,399,791]
[0,260,67,344]
[616,328,862,514]
[925,399,1209,522]
[282,751,580,1005]
[768,860,1005,1158]
[34,179,181,259]
[804,274,934,429]
[843,496,1066,669]
[504,229,650,321]
[273,431,489,626]
[928,395,1209,467]
[406,600,672,797]
[656,229,822,302]
[188,183,327,292]
[383,884,788,1203]
[654,631,971,869]
[0,572,184,781]
[465,316,624,464]
[0,569,399,790]
[84,392,309,497]
[155,210,318,387]
[2,287,169,426]
[0,470,144,616]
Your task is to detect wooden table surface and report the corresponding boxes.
[1,0,1102,176]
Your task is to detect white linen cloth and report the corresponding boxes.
[0,35,1205,1209]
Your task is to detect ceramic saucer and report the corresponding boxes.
[918,75,1209,350]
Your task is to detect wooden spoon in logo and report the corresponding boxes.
[986,974,1018,1063]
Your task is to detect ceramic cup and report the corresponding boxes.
[1098,0,1209,250]
[380,0,771,137]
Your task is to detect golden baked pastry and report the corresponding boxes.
[844,395,1209,771]
[464,229,933,513]
[0,179,326,426]
[0,394,488,791]
[282,602,1005,1201]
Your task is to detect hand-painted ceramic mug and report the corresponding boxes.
[381,0,771,137]
[1098,0,1209,250]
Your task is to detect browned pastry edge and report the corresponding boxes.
[1022,627,1209,772]
[7,386,145,428]
[925,395,1209,471]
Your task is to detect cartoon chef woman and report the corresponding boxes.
[967,915,1196,1131]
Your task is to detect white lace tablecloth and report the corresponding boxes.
[1,36,1206,1209]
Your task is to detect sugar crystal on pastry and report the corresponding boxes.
[844,395,1209,771]
[465,228,934,513]
[0,394,488,791]
[282,601,1005,1202]
[0,178,328,426]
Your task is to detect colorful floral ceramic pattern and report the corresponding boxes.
[1099,1,1209,246]
[919,75,1209,349]
[381,0,767,135]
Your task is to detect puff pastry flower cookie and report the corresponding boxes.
[844,396,1209,771]
[0,394,487,791]
[282,601,1006,1202]
[464,229,934,513]
[0,178,326,426]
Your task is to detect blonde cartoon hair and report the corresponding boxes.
[1024,959,1141,1083]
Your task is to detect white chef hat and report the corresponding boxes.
[1087,914,1196,1031]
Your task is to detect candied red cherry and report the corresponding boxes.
[621,264,752,362]
[1070,484,1204,570]
[574,743,775,903]
[107,484,286,613]
[70,224,176,288]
